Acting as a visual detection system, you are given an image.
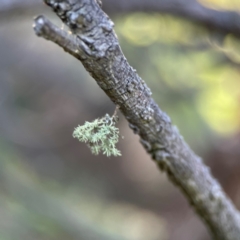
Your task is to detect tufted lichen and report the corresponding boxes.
[73,113,121,157]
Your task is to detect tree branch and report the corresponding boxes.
[2,0,240,38]
[102,0,240,38]
[33,0,240,239]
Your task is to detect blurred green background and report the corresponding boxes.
[0,0,240,240]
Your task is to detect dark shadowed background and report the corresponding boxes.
[0,1,240,240]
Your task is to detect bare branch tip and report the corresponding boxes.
[33,15,47,36]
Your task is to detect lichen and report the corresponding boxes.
[73,113,121,157]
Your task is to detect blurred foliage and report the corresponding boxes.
[116,14,208,47]
[0,142,167,240]
[198,0,240,11]
[115,13,240,143]
[224,34,240,63]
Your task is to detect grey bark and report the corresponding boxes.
[33,0,240,239]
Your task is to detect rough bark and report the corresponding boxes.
[33,0,240,239]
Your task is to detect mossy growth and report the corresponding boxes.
[73,112,121,157]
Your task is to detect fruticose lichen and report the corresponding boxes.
[73,114,121,157]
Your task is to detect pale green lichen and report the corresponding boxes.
[73,114,121,157]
